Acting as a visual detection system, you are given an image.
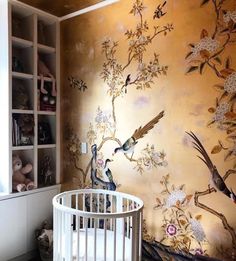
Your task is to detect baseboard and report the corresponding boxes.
[8,250,38,261]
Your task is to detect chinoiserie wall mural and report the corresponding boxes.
[61,0,236,259]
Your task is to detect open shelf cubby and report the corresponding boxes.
[38,17,56,48]
[12,149,34,192]
[12,78,34,110]
[11,6,34,41]
[12,45,33,75]
[38,148,56,188]
[38,114,56,145]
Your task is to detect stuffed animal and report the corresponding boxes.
[12,154,34,192]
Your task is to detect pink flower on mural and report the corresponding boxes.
[194,248,204,255]
[166,224,177,237]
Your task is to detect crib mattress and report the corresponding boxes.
[70,228,131,261]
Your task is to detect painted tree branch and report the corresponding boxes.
[194,169,236,249]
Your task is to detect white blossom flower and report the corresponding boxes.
[138,63,146,71]
[161,160,168,167]
[223,10,236,23]
[191,37,220,58]
[224,72,236,94]
[213,102,229,122]
[166,190,186,208]
[138,35,147,44]
[190,219,205,242]
[129,40,135,46]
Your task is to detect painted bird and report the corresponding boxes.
[103,159,116,191]
[187,131,236,204]
[114,110,164,159]
[124,74,131,93]
[153,1,167,19]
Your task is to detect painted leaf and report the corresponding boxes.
[219,91,228,102]
[208,107,216,113]
[186,66,199,74]
[200,0,210,6]
[186,194,193,202]
[195,214,202,220]
[213,84,224,90]
[179,219,187,226]
[220,68,234,78]
[225,57,231,69]
[200,29,208,39]
[225,150,233,161]
[183,236,190,244]
[207,119,216,126]
[225,112,236,120]
[200,50,210,59]
[200,62,206,74]
[185,52,193,59]
[214,57,222,65]
[156,197,162,205]
[211,145,222,154]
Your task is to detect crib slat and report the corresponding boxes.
[76,215,80,260]
[85,217,88,261]
[97,193,100,227]
[83,193,85,228]
[104,218,107,261]
[94,218,97,261]
[113,218,117,261]
[122,217,125,261]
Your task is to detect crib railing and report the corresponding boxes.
[53,189,144,261]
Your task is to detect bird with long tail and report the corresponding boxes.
[186,131,236,204]
[114,110,164,159]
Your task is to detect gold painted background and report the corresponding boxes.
[61,0,236,259]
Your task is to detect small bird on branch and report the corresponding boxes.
[114,110,164,159]
[187,131,236,204]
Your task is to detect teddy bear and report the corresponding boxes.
[12,154,34,192]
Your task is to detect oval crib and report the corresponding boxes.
[53,189,144,261]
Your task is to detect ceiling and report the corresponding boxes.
[18,0,105,17]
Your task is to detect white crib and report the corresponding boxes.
[53,189,144,261]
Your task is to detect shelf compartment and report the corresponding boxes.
[12,149,35,193]
[12,113,34,147]
[37,18,56,48]
[12,45,33,75]
[12,36,33,48]
[12,78,34,110]
[38,148,56,188]
[38,44,55,54]
[12,7,34,41]
[38,115,56,145]
[12,71,33,80]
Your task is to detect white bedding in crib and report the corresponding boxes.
[70,228,131,261]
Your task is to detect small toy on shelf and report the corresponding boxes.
[12,83,29,110]
[38,54,56,97]
[40,155,53,186]
[12,154,34,192]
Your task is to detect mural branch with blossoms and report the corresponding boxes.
[153,174,207,256]
[66,0,173,189]
[186,0,236,257]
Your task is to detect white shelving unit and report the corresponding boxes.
[0,0,60,194]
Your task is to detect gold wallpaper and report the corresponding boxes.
[61,0,236,259]
[19,0,104,16]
